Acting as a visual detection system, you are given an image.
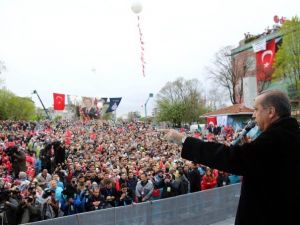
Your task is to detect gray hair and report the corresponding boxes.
[259,90,291,118]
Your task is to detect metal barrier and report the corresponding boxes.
[27,183,241,225]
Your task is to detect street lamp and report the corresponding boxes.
[144,93,153,120]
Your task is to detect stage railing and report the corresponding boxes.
[27,183,241,225]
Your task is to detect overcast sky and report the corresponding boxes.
[0,0,299,117]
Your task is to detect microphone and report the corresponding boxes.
[231,120,256,146]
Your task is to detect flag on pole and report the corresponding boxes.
[256,39,276,81]
[53,93,65,110]
[106,98,122,113]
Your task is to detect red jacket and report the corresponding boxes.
[201,175,217,190]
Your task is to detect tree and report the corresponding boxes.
[273,16,300,99]
[207,46,251,104]
[35,107,48,121]
[0,88,36,120]
[205,88,228,110]
[156,77,207,126]
[127,111,141,122]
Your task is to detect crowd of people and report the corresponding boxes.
[0,120,241,225]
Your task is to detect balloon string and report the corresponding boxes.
[137,15,145,77]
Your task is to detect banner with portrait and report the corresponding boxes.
[80,97,108,119]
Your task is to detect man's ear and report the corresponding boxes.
[268,106,276,119]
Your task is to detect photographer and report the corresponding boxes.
[16,194,41,224]
[0,188,18,225]
[78,184,90,212]
[60,184,81,216]
[41,189,61,220]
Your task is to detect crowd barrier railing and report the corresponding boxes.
[27,183,241,225]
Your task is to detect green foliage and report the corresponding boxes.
[274,16,300,99]
[53,115,62,122]
[0,88,36,120]
[102,112,113,121]
[156,77,208,126]
[34,108,47,121]
[101,104,113,120]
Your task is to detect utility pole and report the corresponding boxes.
[144,93,153,122]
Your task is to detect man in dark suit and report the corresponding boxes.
[165,90,300,225]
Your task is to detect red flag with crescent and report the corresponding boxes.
[53,93,65,110]
[256,39,276,81]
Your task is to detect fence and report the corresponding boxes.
[27,183,241,225]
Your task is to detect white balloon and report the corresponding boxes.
[131,1,142,14]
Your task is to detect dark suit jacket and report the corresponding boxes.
[182,117,300,225]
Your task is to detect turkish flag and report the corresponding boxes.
[207,117,217,126]
[256,39,276,81]
[53,93,65,110]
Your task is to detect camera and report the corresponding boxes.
[42,189,53,199]
[62,184,77,199]
[26,196,34,203]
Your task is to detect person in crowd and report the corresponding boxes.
[86,187,107,211]
[127,171,138,198]
[12,145,26,178]
[216,171,230,187]
[161,174,178,198]
[188,162,201,192]
[16,194,41,224]
[36,169,52,189]
[164,90,300,225]
[117,184,134,206]
[201,167,217,190]
[135,173,154,203]
[176,167,190,195]
[60,184,81,215]
[53,141,66,167]
[118,173,128,187]
[41,189,61,220]
[1,187,19,225]
[49,180,63,202]
[100,179,118,207]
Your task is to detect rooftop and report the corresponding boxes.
[202,104,254,117]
